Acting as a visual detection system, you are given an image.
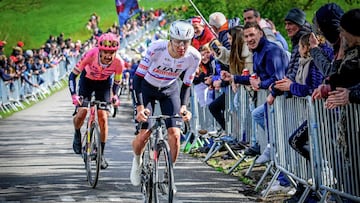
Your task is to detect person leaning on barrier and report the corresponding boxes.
[192,43,222,107]
[221,22,288,154]
[312,8,360,200]
[325,84,360,109]
[243,7,287,50]
[310,3,344,77]
[213,25,253,95]
[272,33,329,202]
[312,8,360,101]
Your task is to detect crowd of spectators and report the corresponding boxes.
[188,4,359,203]
[0,6,167,105]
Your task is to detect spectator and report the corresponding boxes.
[190,16,216,50]
[310,3,344,77]
[221,22,288,157]
[193,43,222,108]
[312,8,360,101]
[283,33,326,160]
[0,40,6,55]
[215,25,253,75]
[11,46,23,58]
[46,35,56,44]
[265,18,289,51]
[242,8,285,50]
[208,11,241,50]
[312,9,360,203]
[17,41,24,48]
[281,8,312,82]
[214,25,253,94]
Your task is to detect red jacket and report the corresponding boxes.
[192,26,215,50]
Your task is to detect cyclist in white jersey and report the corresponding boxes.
[130,20,201,186]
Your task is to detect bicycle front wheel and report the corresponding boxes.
[153,140,174,203]
[141,143,153,203]
[85,122,101,188]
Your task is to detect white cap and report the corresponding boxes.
[209,12,227,28]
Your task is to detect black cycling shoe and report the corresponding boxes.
[72,132,81,154]
[101,156,109,169]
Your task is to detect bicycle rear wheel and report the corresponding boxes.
[85,122,101,188]
[153,140,174,203]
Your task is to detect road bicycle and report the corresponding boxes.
[140,114,181,203]
[77,96,111,188]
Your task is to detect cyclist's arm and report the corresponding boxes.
[180,84,191,106]
[112,76,121,96]
[68,49,93,95]
[68,71,79,95]
[133,45,152,107]
[133,73,144,106]
[112,58,124,95]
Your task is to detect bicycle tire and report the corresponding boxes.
[141,143,153,203]
[85,122,101,188]
[153,140,174,203]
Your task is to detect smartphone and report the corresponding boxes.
[210,40,219,54]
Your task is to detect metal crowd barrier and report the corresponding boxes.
[264,96,316,202]
[310,99,360,202]
[0,55,80,114]
[187,82,359,202]
[182,84,217,153]
[120,19,161,49]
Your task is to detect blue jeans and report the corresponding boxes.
[250,103,265,148]
[252,103,265,130]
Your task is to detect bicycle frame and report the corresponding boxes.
[141,115,178,203]
[81,97,110,188]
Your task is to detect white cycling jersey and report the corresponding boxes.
[135,40,201,88]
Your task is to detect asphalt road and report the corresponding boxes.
[0,88,257,203]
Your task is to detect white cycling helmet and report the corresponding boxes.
[169,20,194,40]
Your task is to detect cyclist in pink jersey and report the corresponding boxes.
[130,20,201,187]
[68,33,124,169]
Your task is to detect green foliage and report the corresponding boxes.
[0,0,184,56]
[239,176,253,185]
[176,0,358,49]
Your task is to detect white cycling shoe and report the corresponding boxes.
[130,156,142,186]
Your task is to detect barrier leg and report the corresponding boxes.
[204,142,224,162]
[258,165,279,196]
[226,155,247,174]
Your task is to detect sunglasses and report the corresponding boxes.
[100,40,119,48]
[172,39,191,47]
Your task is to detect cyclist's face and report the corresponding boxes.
[99,50,116,65]
[171,39,191,57]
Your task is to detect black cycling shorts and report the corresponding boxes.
[78,72,111,107]
[140,80,182,129]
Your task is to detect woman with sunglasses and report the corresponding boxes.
[68,33,124,169]
[130,20,201,188]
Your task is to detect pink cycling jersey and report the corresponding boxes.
[74,47,124,83]
[135,40,201,87]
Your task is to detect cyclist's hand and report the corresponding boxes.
[180,106,191,121]
[112,95,120,107]
[72,94,82,106]
[136,106,150,122]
